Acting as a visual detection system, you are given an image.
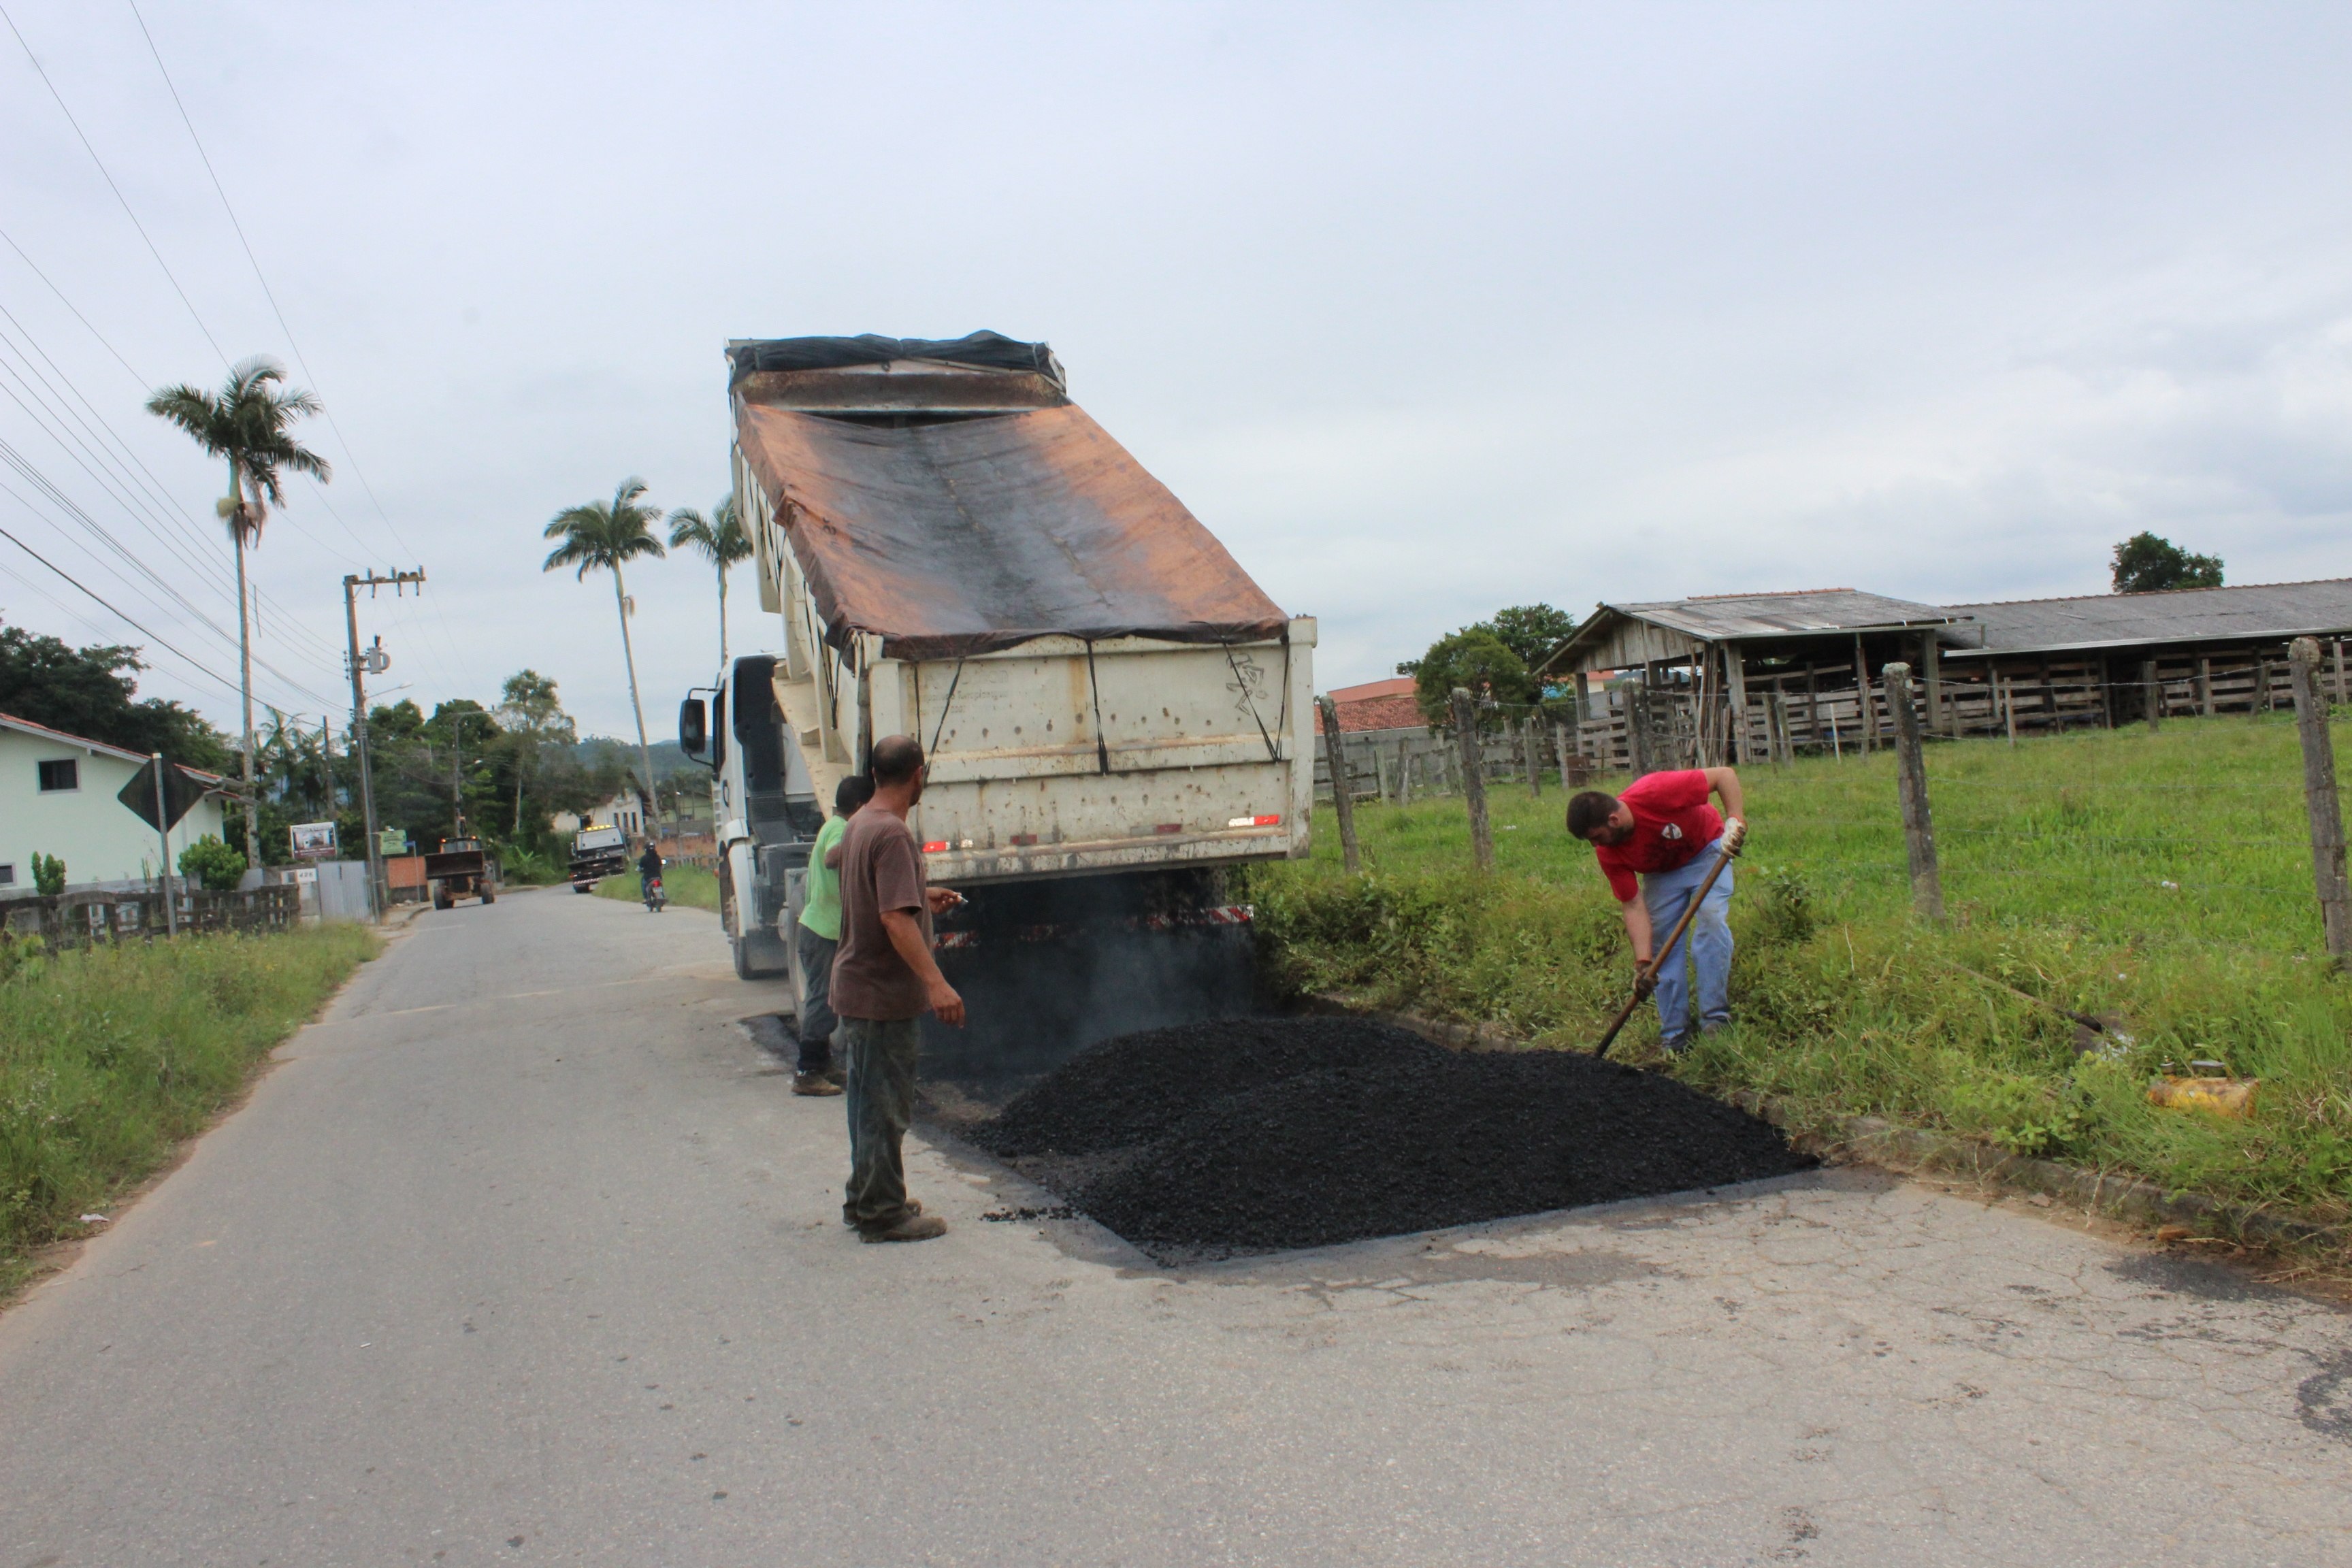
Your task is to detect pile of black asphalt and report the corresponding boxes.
[966,1015,1813,1257]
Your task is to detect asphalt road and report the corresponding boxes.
[2,889,2349,1567]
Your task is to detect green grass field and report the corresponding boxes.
[1253,713,2352,1239]
[0,924,379,1285]
[593,864,721,912]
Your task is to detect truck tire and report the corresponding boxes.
[482,888,496,904]
[731,926,791,981]
[572,881,593,894]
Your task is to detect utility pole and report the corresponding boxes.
[345,568,424,919]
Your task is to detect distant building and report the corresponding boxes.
[1,713,228,894]
[1324,676,1424,733]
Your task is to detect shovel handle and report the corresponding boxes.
[1593,837,1739,1060]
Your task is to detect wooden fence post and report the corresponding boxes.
[1452,688,1494,872]
[1553,723,1571,792]
[1315,696,1361,876]
[2141,658,2161,732]
[1524,718,1542,798]
[1882,662,1944,921]
[2288,638,2351,966]
[1396,738,1413,807]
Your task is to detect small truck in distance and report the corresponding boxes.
[568,823,629,893]
[424,836,499,911]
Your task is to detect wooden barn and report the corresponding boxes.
[1939,578,2352,732]
[1539,577,2352,772]
[1538,589,1965,771]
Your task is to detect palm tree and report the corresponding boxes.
[543,478,667,835]
[146,357,331,864]
[666,494,752,672]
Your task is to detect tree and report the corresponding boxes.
[2112,532,2223,593]
[0,623,231,768]
[667,495,752,673]
[1470,604,1578,678]
[542,479,667,833]
[146,357,332,862]
[31,851,65,897]
[1400,628,1534,728]
[493,669,578,837]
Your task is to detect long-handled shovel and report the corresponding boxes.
[1592,836,1741,1060]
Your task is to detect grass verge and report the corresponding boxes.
[0,923,379,1288]
[594,864,721,912]
[1252,716,2352,1247]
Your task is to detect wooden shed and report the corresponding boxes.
[1538,589,1965,770]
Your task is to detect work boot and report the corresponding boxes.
[840,1197,921,1226]
[1659,1034,1695,1057]
[860,1213,947,1244]
[792,1071,843,1097]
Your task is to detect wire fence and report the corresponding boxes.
[1319,645,2352,964]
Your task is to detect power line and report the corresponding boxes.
[0,1,228,368]
[122,3,478,693]
[0,225,150,389]
[0,455,339,708]
[0,512,242,698]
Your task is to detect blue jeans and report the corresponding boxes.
[1643,847,1733,1044]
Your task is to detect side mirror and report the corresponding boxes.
[678,696,707,757]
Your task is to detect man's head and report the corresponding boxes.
[835,773,875,817]
[869,734,926,802]
[1567,789,1635,845]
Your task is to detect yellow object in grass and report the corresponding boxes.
[2146,1075,2259,1117]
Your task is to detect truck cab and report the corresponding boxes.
[683,655,823,981]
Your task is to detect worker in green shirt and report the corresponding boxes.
[792,774,874,1096]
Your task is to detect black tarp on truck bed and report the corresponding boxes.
[733,395,1291,663]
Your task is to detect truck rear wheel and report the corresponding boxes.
[482,888,496,904]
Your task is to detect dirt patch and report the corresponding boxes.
[968,1017,1813,1258]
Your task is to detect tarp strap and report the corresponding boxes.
[928,657,967,757]
[1225,642,1282,765]
[1084,640,1112,775]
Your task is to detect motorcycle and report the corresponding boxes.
[642,874,666,913]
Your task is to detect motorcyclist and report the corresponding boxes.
[637,843,664,907]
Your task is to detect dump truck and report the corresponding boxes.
[424,836,498,910]
[677,331,1313,1073]
[568,823,629,893]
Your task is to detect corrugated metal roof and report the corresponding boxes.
[1614,589,1957,639]
[1941,578,2352,655]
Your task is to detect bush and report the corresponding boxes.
[177,835,247,892]
[31,852,65,897]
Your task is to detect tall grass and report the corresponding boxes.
[1253,715,2352,1228]
[0,924,378,1278]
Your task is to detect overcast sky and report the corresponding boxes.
[3,2,2349,739]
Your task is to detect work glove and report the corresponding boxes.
[1632,968,1657,1001]
[1720,816,1748,856]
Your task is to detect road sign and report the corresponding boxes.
[116,758,211,832]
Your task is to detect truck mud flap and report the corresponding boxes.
[733,926,792,982]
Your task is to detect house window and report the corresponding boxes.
[37,757,78,792]
[0,864,13,885]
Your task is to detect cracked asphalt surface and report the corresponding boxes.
[1,889,2347,1566]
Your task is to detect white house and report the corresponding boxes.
[1,714,229,894]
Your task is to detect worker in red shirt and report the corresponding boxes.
[1566,767,1747,1053]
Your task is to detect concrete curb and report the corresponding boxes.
[1305,990,2345,1254]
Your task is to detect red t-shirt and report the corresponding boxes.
[1592,769,1723,902]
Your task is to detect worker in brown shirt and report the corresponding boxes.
[830,734,964,1243]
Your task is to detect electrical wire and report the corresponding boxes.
[1,1,227,368]
[0,512,241,698]
[123,1,479,693]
